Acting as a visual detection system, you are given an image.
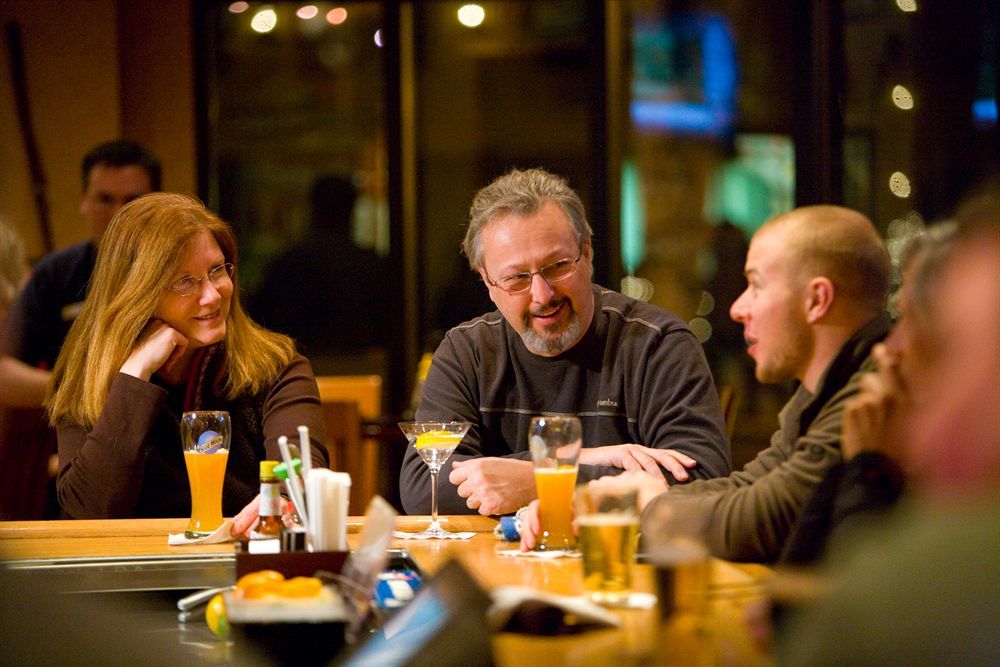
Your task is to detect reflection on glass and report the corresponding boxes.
[892,84,915,110]
[622,1,796,470]
[251,8,278,33]
[326,8,347,25]
[203,2,389,378]
[889,171,912,198]
[457,5,486,28]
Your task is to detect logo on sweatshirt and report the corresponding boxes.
[597,399,618,408]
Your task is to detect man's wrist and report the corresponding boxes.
[637,480,668,511]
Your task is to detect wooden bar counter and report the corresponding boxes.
[0,517,773,665]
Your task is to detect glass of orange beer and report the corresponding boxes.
[529,415,582,551]
[181,411,231,538]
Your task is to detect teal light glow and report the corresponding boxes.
[620,159,646,275]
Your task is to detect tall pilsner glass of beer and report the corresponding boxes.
[529,415,582,551]
[181,411,231,538]
[576,486,640,603]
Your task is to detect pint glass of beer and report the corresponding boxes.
[644,504,710,620]
[528,415,582,551]
[181,411,231,538]
[575,486,640,604]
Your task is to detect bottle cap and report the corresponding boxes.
[260,460,279,478]
[273,459,302,480]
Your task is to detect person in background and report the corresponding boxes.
[524,205,892,562]
[47,193,328,534]
[0,139,161,407]
[249,174,389,373]
[0,217,29,321]
[0,217,36,520]
[777,182,1000,666]
[403,167,731,517]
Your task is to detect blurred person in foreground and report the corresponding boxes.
[524,205,893,562]
[0,139,160,407]
[403,167,731,516]
[46,193,328,534]
[777,185,1000,666]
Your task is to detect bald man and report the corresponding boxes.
[527,205,893,562]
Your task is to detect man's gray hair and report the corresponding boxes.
[899,221,958,320]
[463,167,592,269]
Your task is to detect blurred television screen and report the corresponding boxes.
[631,12,737,138]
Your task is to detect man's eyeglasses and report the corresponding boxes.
[168,263,234,297]
[484,254,583,295]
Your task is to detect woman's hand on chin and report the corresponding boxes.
[120,319,190,381]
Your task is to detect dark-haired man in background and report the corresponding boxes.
[0,140,161,407]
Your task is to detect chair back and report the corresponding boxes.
[315,375,381,420]
[314,375,383,511]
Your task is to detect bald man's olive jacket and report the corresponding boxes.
[642,313,893,563]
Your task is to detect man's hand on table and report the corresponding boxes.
[519,472,669,551]
[449,457,535,516]
[588,471,668,512]
[578,444,697,482]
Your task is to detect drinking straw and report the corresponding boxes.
[278,435,310,532]
[298,424,312,477]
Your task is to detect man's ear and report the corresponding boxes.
[805,277,835,323]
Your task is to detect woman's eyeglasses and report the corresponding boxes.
[168,263,235,297]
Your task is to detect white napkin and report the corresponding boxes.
[307,469,351,551]
[495,548,581,559]
[392,530,476,540]
[596,592,658,609]
[168,520,235,545]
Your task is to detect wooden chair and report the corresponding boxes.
[314,375,383,511]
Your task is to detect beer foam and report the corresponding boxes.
[577,514,639,526]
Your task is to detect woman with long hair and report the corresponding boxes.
[48,193,328,530]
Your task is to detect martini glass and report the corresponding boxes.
[398,421,471,538]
